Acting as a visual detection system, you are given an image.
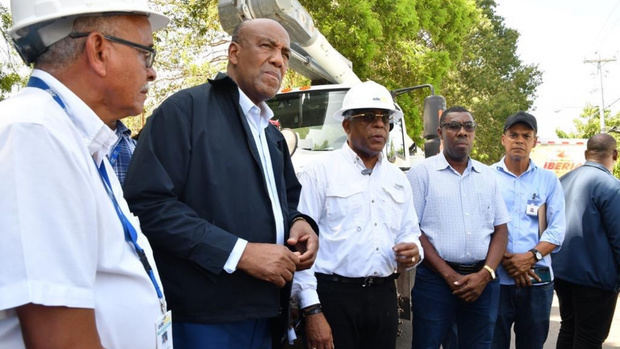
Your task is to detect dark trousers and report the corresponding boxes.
[317,276,398,349]
[554,278,619,349]
[411,264,500,349]
[172,319,271,349]
[492,282,554,349]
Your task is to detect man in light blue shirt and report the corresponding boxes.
[491,112,565,349]
[407,106,509,348]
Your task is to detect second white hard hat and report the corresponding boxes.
[333,80,403,122]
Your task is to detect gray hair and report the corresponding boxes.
[35,15,122,70]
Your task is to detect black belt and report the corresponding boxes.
[446,260,485,275]
[315,272,399,288]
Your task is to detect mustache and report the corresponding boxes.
[140,82,151,93]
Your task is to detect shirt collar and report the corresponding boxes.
[583,160,613,175]
[432,151,478,173]
[494,156,537,177]
[237,87,274,131]
[115,120,133,138]
[340,141,384,169]
[31,69,117,165]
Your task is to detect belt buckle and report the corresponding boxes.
[362,277,374,287]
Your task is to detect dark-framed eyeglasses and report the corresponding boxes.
[346,110,394,125]
[440,121,477,132]
[69,32,157,68]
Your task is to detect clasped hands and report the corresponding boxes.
[237,218,318,287]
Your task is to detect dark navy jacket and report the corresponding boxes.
[553,161,620,292]
[124,73,316,324]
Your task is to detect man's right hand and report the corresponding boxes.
[237,242,300,287]
[304,312,334,349]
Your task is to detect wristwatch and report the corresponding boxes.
[529,248,543,262]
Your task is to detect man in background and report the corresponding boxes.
[407,106,509,348]
[492,111,565,349]
[553,133,620,349]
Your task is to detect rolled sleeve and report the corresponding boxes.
[541,176,566,251]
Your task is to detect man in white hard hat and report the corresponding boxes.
[0,1,169,348]
[292,80,423,349]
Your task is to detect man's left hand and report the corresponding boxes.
[452,270,490,303]
[393,242,420,270]
[502,252,534,277]
[287,218,318,270]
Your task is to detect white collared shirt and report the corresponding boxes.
[293,143,424,307]
[0,69,163,348]
[223,88,285,273]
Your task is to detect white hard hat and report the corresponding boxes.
[9,0,169,64]
[333,80,403,122]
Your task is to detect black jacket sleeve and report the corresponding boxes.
[124,86,237,275]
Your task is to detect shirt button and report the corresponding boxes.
[357,226,362,232]
[374,223,378,226]
[465,212,470,216]
[371,200,375,203]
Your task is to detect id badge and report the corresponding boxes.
[526,193,540,217]
[156,310,173,349]
[526,201,539,216]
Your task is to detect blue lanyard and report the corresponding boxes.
[27,76,166,313]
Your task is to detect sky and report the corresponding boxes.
[495,0,620,138]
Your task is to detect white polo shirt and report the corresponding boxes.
[0,69,164,348]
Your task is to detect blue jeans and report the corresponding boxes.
[172,319,272,349]
[492,282,554,349]
[411,264,500,349]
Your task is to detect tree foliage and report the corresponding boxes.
[299,0,479,146]
[441,0,542,163]
[0,4,26,102]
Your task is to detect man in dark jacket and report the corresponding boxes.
[124,18,319,349]
[553,133,620,349]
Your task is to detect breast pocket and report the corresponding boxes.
[476,190,495,225]
[380,183,406,232]
[325,184,365,235]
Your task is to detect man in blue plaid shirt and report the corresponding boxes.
[109,120,137,184]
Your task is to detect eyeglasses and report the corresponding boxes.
[346,111,394,124]
[440,121,477,132]
[69,32,157,68]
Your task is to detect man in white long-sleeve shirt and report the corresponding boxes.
[292,81,423,349]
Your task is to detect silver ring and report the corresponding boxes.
[411,256,416,263]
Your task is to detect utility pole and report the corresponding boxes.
[584,54,616,132]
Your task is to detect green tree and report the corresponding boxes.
[299,0,480,146]
[441,0,542,164]
[0,4,26,102]
[557,104,620,177]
